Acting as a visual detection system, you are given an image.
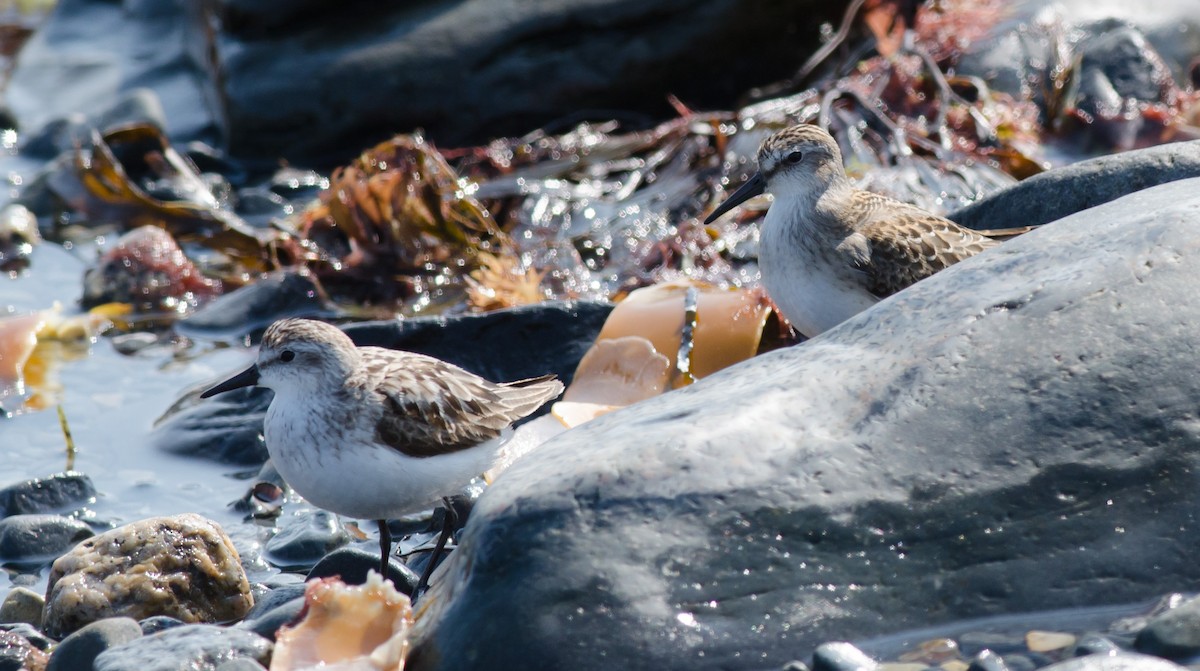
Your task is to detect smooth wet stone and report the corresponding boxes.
[42,514,253,638]
[93,624,271,671]
[949,140,1200,232]
[263,511,350,570]
[0,514,93,565]
[242,584,305,623]
[215,660,268,671]
[1026,631,1076,654]
[1037,652,1186,671]
[968,650,1011,671]
[0,587,43,627]
[812,642,879,671]
[237,596,303,642]
[0,623,52,651]
[177,271,338,341]
[407,178,1200,670]
[0,472,96,517]
[0,629,47,671]
[138,616,185,636]
[46,617,142,671]
[307,546,420,596]
[157,300,612,466]
[1134,595,1200,658]
[1072,633,1121,658]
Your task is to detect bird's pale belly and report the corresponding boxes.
[759,239,878,338]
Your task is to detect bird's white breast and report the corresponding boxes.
[262,392,502,520]
[758,203,879,338]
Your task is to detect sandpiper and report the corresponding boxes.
[201,318,563,590]
[705,124,1016,337]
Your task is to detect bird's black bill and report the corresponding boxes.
[200,365,260,398]
[703,172,766,225]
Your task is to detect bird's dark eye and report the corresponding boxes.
[280,350,295,363]
[786,151,803,164]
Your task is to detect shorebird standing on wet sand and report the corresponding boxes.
[705,124,1025,338]
[201,318,563,594]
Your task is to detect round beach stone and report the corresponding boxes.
[968,650,1011,671]
[0,472,96,517]
[812,642,878,671]
[0,514,93,564]
[1134,595,1200,658]
[138,616,186,635]
[238,596,303,642]
[0,587,43,627]
[307,546,420,596]
[92,624,271,671]
[0,628,48,671]
[42,513,253,638]
[263,510,350,569]
[1036,652,1186,671]
[46,617,142,671]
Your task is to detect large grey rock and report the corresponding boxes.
[949,140,1200,231]
[7,0,842,167]
[408,177,1200,670]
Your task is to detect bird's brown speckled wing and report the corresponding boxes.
[358,349,563,458]
[853,198,998,298]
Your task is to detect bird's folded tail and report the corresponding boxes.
[499,374,565,416]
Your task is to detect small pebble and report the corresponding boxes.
[812,642,880,671]
[1026,630,1077,654]
[1072,632,1121,657]
[263,510,350,569]
[968,650,1010,671]
[958,632,1025,657]
[1036,651,1187,670]
[0,513,93,564]
[215,660,268,671]
[238,596,303,641]
[0,623,53,650]
[242,584,305,622]
[899,638,959,664]
[93,624,271,671]
[46,617,142,671]
[0,472,96,517]
[0,587,43,627]
[0,629,48,671]
[138,616,186,635]
[307,545,419,595]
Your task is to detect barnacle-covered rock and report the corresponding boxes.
[42,513,253,637]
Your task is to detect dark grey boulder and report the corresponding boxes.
[949,140,1200,231]
[7,0,843,168]
[408,178,1200,670]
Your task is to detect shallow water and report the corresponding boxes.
[1,243,267,599]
